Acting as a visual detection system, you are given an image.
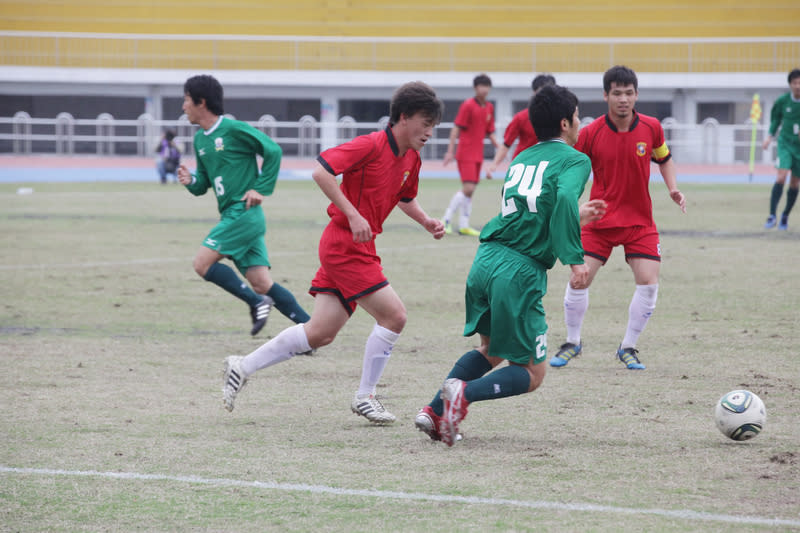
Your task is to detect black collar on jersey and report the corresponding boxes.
[604,110,640,132]
[385,126,400,156]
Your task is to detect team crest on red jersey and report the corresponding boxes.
[402,170,410,185]
[636,142,647,156]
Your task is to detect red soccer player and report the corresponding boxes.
[487,73,556,176]
[442,73,499,236]
[548,65,686,370]
[220,82,446,424]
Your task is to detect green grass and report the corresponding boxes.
[1,178,799,532]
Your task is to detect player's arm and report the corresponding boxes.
[180,147,211,196]
[762,100,783,150]
[550,157,591,265]
[443,126,461,165]
[311,161,372,243]
[657,157,686,213]
[397,198,445,240]
[242,125,282,197]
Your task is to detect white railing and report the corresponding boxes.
[0,112,773,165]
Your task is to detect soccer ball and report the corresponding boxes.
[714,390,766,441]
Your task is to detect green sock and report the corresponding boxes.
[770,182,784,215]
[203,262,261,307]
[783,187,798,216]
[430,349,492,416]
[463,364,531,403]
[267,283,310,324]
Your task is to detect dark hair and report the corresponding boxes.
[389,81,444,125]
[183,74,224,116]
[473,73,492,88]
[532,74,556,92]
[789,68,800,84]
[603,65,638,93]
[165,130,176,142]
[529,84,578,141]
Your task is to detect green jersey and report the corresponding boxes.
[479,139,591,268]
[187,116,282,215]
[768,92,800,152]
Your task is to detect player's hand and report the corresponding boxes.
[762,136,772,150]
[241,189,263,209]
[670,189,687,213]
[569,264,590,290]
[424,216,446,240]
[579,199,607,227]
[177,164,192,185]
[348,213,373,243]
[443,151,454,166]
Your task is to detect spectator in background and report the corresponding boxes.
[156,130,181,184]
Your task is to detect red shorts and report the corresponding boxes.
[457,160,482,183]
[309,222,389,315]
[581,225,661,263]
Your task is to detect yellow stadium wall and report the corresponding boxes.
[1,0,798,72]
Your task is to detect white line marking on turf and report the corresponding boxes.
[2,466,798,528]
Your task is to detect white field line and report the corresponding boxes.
[0,242,470,271]
[2,465,798,528]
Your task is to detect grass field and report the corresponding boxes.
[1,177,799,532]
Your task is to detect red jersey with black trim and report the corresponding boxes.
[454,97,495,162]
[504,108,539,159]
[576,111,671,229]
[317,127,420,235]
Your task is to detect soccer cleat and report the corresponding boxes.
[778,214,788,231]
[764,215,777,229]
[415,405,462,442]
[351,393,396,424]
[440,378,470,446]
[617,346,646,370]
[250,295,273,336]
[443,220,453,235]
[222,356,247,412]
[458,226,480,237]
[549,342,582,367]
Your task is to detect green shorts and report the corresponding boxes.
[776,142,800,177]
[203,206,270,275]
[464,241,548,365]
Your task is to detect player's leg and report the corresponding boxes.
[617,254,660,370]
[194,246,263,308]
[779,167,800,230]
[246,266,311,325]
[766,166,790,228]
[457,162,481,235]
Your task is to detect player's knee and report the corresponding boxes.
[193,257,210,278]
[527,364,546,392]
[385,308,407,333]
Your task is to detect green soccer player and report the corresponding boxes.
[415,84,607,445]
[763,68,800,231]
[177,74,310,336]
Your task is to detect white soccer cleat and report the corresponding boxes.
[222,356,247,412]
[351,393,396,424]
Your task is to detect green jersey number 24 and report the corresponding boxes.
[501,161,549,217]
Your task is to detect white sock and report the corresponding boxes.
[357,324,400,397]
[459,195,472,228]
[444,190,465,222]
[240,323,311,376]
[564,284,589,345]
[621,284,658,349]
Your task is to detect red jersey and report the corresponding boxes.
[317,127,420,235]
[576,111,671,229]
[504,108,539,159]
[454,97,495,162]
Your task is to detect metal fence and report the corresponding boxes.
[0,112,773,165]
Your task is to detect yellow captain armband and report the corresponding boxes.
[653,142,670,162]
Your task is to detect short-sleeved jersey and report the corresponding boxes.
[454,97,495,162]
[479,139,591,269]
[576,111,671,229]
[768,92,800,153]
[504,108,539,159]
[187,116,281,217]
[317,127,420,235]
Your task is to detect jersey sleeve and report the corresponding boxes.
[650,121,671,164]
[186,140,211,196]
[503,114,521,148]
[454,100,471,129]
[768,96,784,137]
[317,134,376,176]
[237,123,282,196]
[399,158,421,203]
[550,154,592,265]
[486,104,496,134]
